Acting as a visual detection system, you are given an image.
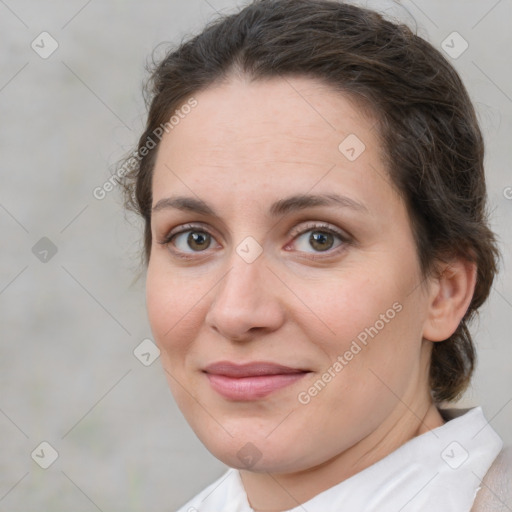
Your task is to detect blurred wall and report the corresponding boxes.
[1,0,511,510]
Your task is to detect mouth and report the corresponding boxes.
[202,361,311,400]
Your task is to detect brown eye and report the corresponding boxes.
[166,229,215,253]
[291,224,347,255]
[186,231,211,251]
[309,231,335,252]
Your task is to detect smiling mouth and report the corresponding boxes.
[202,361,311,400]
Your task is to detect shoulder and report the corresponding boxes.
[471,445,512,511]
[175,468,239,512]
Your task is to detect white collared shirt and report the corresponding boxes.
[176,406,503,512]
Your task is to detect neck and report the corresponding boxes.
[240,401,445,512]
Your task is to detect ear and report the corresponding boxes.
[422,258,477,342]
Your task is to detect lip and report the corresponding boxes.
[203,361,311,400]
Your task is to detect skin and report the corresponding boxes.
[146,76,477,511]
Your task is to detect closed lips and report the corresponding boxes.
[202,361,311,377]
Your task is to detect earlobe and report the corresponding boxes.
[422,259,477,342]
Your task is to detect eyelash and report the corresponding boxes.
[158,222,351,261]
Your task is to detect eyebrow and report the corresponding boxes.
[152,193,369,217]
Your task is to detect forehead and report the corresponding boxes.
[151,76,393,212]
[167,76,373,150]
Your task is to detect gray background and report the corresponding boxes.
[0,0,511,510]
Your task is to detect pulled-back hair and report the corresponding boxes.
[119,0,500,403]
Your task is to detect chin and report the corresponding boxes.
[196,430,308,474]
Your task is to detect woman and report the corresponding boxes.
[119,0,511,510]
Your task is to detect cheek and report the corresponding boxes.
[295,262,425,387]
[146,263,199,403]
[292,268,397,346]
[146,264,172,342]
[296,298,423,448]
[145,260,197,356]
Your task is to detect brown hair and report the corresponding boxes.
[119,0,500,403]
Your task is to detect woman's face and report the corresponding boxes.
[146,76,437,473]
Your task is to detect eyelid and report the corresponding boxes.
[158,222,219,249]
[161,223,212,242]
[288,221,350,242]
[158,223,220,261]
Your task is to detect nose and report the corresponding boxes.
[204,250,285,342]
